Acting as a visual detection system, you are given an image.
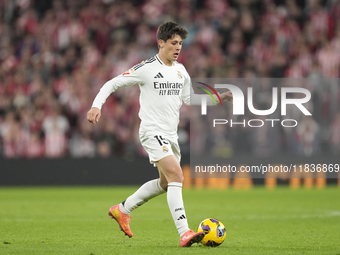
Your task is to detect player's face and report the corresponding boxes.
[159,34,183,64]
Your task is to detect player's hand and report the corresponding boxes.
[220,91,233,102]
[87,107,101,125]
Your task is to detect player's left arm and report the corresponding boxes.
[220,91,233,102]
[181,74,232,105]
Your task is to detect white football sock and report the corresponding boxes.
[119,178,166,214]
[167,182,190,237]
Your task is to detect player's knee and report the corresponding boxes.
[158,158,184,183]
[169,171,183,183]
[177,174,184,184]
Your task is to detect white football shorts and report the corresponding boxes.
[140,132,181,165]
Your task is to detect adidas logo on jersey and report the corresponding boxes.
[177,214,186,220]
[154,72,164,78]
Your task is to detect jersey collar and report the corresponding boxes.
[156,55,175,66]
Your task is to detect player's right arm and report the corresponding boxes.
[87,66,144,125]
[87,107,101,125]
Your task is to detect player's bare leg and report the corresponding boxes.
[157,166,169,191]
[156,155,205,247]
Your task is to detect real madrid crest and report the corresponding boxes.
[163,146,169,153]
[177,71,183,79]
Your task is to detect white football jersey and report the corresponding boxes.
[92,55,213,138]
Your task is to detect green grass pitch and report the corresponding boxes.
[1,186,340,255]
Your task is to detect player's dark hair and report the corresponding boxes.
[156,21,188,43]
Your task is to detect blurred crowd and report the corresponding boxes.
[0,0,339,159]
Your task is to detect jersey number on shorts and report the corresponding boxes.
[154,135,169,146]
